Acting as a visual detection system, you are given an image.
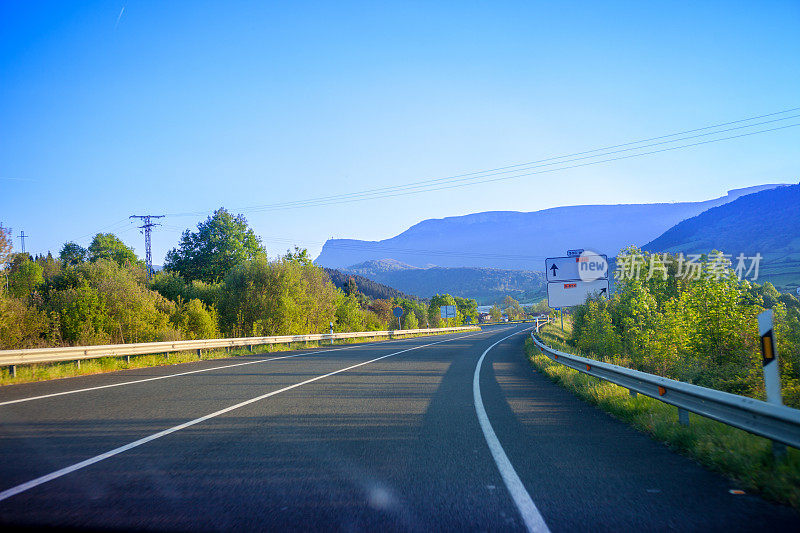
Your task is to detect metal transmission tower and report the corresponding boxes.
[130,215,164,278]
[17,230,27,254]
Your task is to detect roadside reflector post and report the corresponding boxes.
[76,360,81,370]
[758,310,786,459]
[678,407,690,426]
[10,365,16,378]
[126,355,130,364]
[196,348,202,359]
[629,389,637,398]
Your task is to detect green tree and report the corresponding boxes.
[502,296,524,321]
[284,246,312,265]
[171,298,218,339]
[88,233,139,266]
[60,242,87,265]
[7,254,44,299]
[218,257,339,336]
[489,304,502,321]
[0,223,12,267]
[165,208,266,283]
[0,294,49,349]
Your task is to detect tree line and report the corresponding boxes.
[569,246,800,407]
[0,210,478,350]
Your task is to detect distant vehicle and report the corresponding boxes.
[501,315,509,322]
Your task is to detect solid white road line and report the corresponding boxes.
[0,331,485,503]
[0,335,442,407]
[473,328,550,533]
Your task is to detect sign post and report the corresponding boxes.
[758,310,786,458]
[393,306,404,330]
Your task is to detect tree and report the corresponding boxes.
[284,246,312,265]
[502,296,524,320]
[88,234,139,266]
[171,298,218,340]
[165,208,266,283]
[7,254,44,299]
[60,242,87,265]
[489,305,502,321]
[0,224,12,267]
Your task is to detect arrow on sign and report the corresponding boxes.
[600,288,607,296]
[550,264,559,277]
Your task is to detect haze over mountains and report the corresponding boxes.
[316,184,783,271]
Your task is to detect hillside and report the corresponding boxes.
[315,185,784,270]
[344,260,546,305]
[643,183,800,292]
[323,267,413,300]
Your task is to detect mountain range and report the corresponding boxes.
[344,260,546,305]
[314,183,799,302]
[315,184,783,270]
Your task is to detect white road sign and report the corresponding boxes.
[545,252,608,283]
[547,279,609,308]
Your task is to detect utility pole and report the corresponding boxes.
[129,215,164,278]
[17,230,27,254]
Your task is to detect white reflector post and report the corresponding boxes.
[757,310,782,405]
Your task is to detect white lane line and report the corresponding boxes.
[0,331,485,502]
[0,335,439,407]
[473,328,550,533]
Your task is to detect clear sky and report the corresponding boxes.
[2,1,799,263]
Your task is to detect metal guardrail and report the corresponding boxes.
[530,324,800,449]
[0,326,479,370]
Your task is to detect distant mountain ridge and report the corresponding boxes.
[343,259,546,305]
[316,184,785,270]
[643,183,800,291]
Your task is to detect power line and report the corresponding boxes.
[167,107,800,217]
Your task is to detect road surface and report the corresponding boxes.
[0,324,797,531]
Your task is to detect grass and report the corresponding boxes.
[526,323,800,511]
[0,327,480,387]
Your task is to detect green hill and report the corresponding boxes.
[643,183,800,292]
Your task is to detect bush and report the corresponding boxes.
[0,294,49,349]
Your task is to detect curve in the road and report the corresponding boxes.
[474,328,550,533]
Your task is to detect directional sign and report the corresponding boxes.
[440,305,456,319]
[393,306,404,318]
[545,253,608,283]
[546,279,609,308]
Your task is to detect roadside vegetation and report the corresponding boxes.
[0,212,479,382]
[526,328,800,510]
[527,246,800,508]
[570,246,800,407]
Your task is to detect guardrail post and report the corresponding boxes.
[678,407,690,426]
[196,348,202,359]
[247,344,253,352]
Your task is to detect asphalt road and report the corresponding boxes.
[0,324,798,531]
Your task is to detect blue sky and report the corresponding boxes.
[1,1,799,263]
